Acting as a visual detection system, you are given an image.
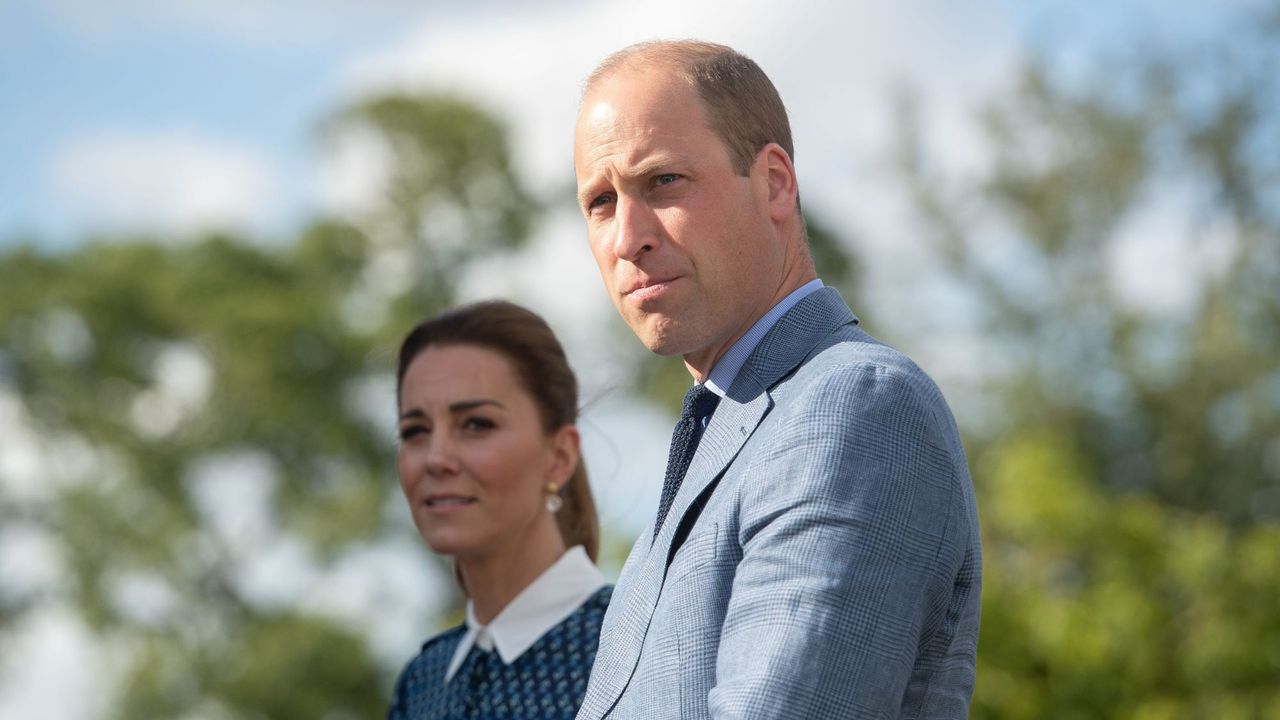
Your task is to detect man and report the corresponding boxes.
[573,40,981,719]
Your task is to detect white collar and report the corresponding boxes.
[444,545,606,682]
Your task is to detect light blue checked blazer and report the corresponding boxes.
[577,288,981,720]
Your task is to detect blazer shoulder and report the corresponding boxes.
[788,325,948,409]
[767,325,969,470]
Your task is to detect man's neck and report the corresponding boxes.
[682,272,818,382]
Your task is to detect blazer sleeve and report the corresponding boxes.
[708,363,976,719]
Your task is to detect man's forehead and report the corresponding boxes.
[577,76,709,142]
[574,114,715,176]
[578,98,621,133]
[581,65,697,114]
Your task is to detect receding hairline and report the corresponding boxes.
[581,39,736,102]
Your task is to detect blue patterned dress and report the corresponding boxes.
[388,585,612,719]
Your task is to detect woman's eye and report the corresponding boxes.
[398,425,427,441]
[463,417,497,432]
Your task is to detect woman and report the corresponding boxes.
[388,301,611,720]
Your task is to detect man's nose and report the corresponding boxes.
[611,196,657,262]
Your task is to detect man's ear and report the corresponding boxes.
[756,143,799,222]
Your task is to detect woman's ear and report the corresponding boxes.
[547,424,581,484]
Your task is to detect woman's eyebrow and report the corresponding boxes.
[448,399,504,413]
[399,398,506,422]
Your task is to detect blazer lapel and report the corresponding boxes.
[578,288,858,719]
[663,288,857,537]
[655,390,770,550]
[729,286,857,397]
[579,404,771,720]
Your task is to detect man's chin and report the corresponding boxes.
[635,323,696,358]
[623,316,670,352]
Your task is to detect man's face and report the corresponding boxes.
[574,67,783,365]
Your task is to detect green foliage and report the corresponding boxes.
[893,3,1280,715]
[330,94,538,304]
[896,8,1280,524]
[975,433,1280,719]
[112,613,384,720]
[0,93,537,716]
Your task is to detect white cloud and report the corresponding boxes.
[0,524,66,601]
[49,128,277,238]
[315,123,395,219]
[0,391,41,495]
[105,571,181,628]
[332,0,1015,212]
[0,389,125,502]
[130,342,215,439]
[186,449,279,552]
[0,605,113,719]
[1107,180,1236,318]
[40,0,426,50]
[301,538,448,667]
[233,534,318,609]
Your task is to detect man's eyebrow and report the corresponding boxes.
[629,157,676,178]
[577,180,606,208]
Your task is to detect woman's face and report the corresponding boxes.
[396,344,576,560]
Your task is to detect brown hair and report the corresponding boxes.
[397,300,600,563]
[584,39,795,176]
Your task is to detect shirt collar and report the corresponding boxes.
[444,546,606,682]
[705,279,824,397]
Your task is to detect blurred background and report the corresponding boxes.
[2,1,1278,717]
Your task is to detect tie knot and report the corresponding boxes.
[681,383,721,422]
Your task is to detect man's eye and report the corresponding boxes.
[588,193,613,211]
[654,174,680,186]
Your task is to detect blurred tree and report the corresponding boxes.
[894,4,1280,523]
[0,92,536,718]
[975,433,1280,719]
[890,2,1280,716]
[327,93,538,345]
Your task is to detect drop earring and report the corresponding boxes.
[545,481,563,513]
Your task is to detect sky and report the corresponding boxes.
[0,0,1247,245]
[0,0,1260,715]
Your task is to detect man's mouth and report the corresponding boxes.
[624,276,678,302]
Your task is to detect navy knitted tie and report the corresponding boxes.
[654,383,721,538]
